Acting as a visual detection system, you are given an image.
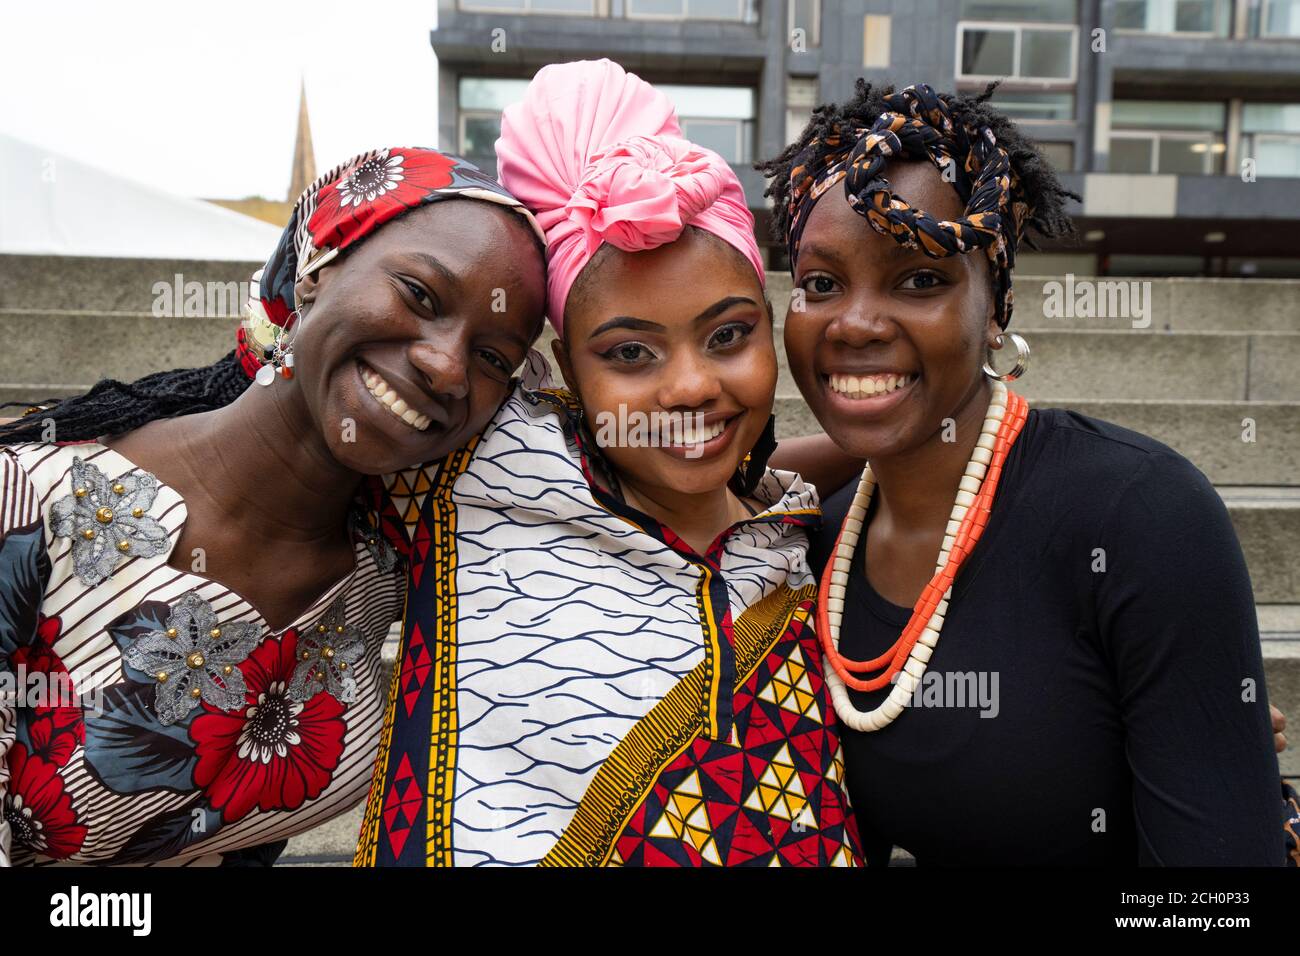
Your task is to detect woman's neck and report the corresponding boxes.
[616,475,750,558]
[117,382,362,547]
[869,376,993,534]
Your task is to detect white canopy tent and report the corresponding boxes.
[0,133,283,260]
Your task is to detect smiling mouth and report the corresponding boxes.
[358,361,434,432]
[658,414,735,448]
[826,372,916,399]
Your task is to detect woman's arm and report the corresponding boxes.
[1095,451,1283,865]
[769,433,865,497]
[0,452,50,866]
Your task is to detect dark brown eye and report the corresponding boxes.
[707,322,752,350]
[800,274,837,296]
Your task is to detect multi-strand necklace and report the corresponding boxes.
[816,381,1029,732]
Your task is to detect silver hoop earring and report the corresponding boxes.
[255,307,306,386]
[982,331,1030,382]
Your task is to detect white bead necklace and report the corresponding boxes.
[820,380,1011,732]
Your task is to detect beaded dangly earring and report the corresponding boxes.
[255,305,307,386]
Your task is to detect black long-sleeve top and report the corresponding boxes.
[810,408,1283,866]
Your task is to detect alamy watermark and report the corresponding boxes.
[0,664,104,715]
[1041,274,1152,329]
[891,669,1000,718]
[151,274,252,318]
[592,405,712,459]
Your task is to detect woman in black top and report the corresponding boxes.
[760,82,1287,865]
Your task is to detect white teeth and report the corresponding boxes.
[828,373,913,399]
[359,362,431,432]
[662,416,728,446]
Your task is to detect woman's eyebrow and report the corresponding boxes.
[589,296,757,338]
[397,252,460,292]
[590,316,664,336]
[693,296,757,324]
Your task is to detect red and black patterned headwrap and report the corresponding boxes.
[783,84,1031,329]
[238,146,544,380]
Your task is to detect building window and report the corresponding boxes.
[457,78,756,171]
[957,23,1077,82]
[995,90,1075,120]
[1249,0,1300,37]
[660,84,756,164]
[458,0,596,12]
[1037,141,1075,171]
[958,0,1076,23]
[1112,0,1232,36]
[1242,104,1300,177]
[786,77,818,144]
[1110,100,1227,174]
[789,0,820,46]
[626,0,758,22]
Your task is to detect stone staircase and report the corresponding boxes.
[2,254,1296,864]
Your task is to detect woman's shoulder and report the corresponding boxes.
[1023,406,1216,504]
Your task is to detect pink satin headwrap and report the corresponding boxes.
[496,58,765,334]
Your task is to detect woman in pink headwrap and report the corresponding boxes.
[356,59,863,867]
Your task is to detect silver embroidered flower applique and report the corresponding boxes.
[350,506,398,574]
[124,591,262,725]
[50,457,169,586]
[287,597,364,705]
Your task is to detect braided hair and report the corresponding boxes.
[0,350,250,445]
[759,79,1078,271]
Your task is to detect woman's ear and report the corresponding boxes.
[551,336,575,391]
[294,272,321,311]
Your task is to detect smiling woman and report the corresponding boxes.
[762,80,1293,866]
[0,146,547,867]
[354,59,864,868]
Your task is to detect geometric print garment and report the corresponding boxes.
[355,382,862,867]
[0,441,404,866]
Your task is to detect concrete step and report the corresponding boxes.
[0,310,237,401]
[4,256,1298,334]
[279,803,363,866]
[1261,604,1300,781]
[765,273,1300,333]
[0,255,259,313]
[771,397,1300,487]
[1219,487,1300,605]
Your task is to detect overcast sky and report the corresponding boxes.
[0,1,441,200]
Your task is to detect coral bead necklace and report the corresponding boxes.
[816,380,1029,732]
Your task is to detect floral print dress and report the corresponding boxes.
[0,440,403,865]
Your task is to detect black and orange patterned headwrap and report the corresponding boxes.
[784,84,1031,329]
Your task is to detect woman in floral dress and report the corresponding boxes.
[0,146,548,865]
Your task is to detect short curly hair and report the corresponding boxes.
[757,79,1079,253]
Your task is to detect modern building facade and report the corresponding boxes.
[432,0,1300,276]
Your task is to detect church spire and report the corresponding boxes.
[288,78,317,201]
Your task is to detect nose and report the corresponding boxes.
[657,348,723,410]
[824,290,900,349]
[408,327,470,401]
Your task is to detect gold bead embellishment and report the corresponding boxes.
[209,627,221,639]
[191,687,202,699]
[117,540,131,553]
[95,507,114,524]
[166,627,178,639]
[132,507,144,518]
[74,486,88,498]
[156,671,169,682]
[186,651,206,669]
[81,529,95,540]
[112,482,125,494]
[323,646,335,659]
[317,624,327,633]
